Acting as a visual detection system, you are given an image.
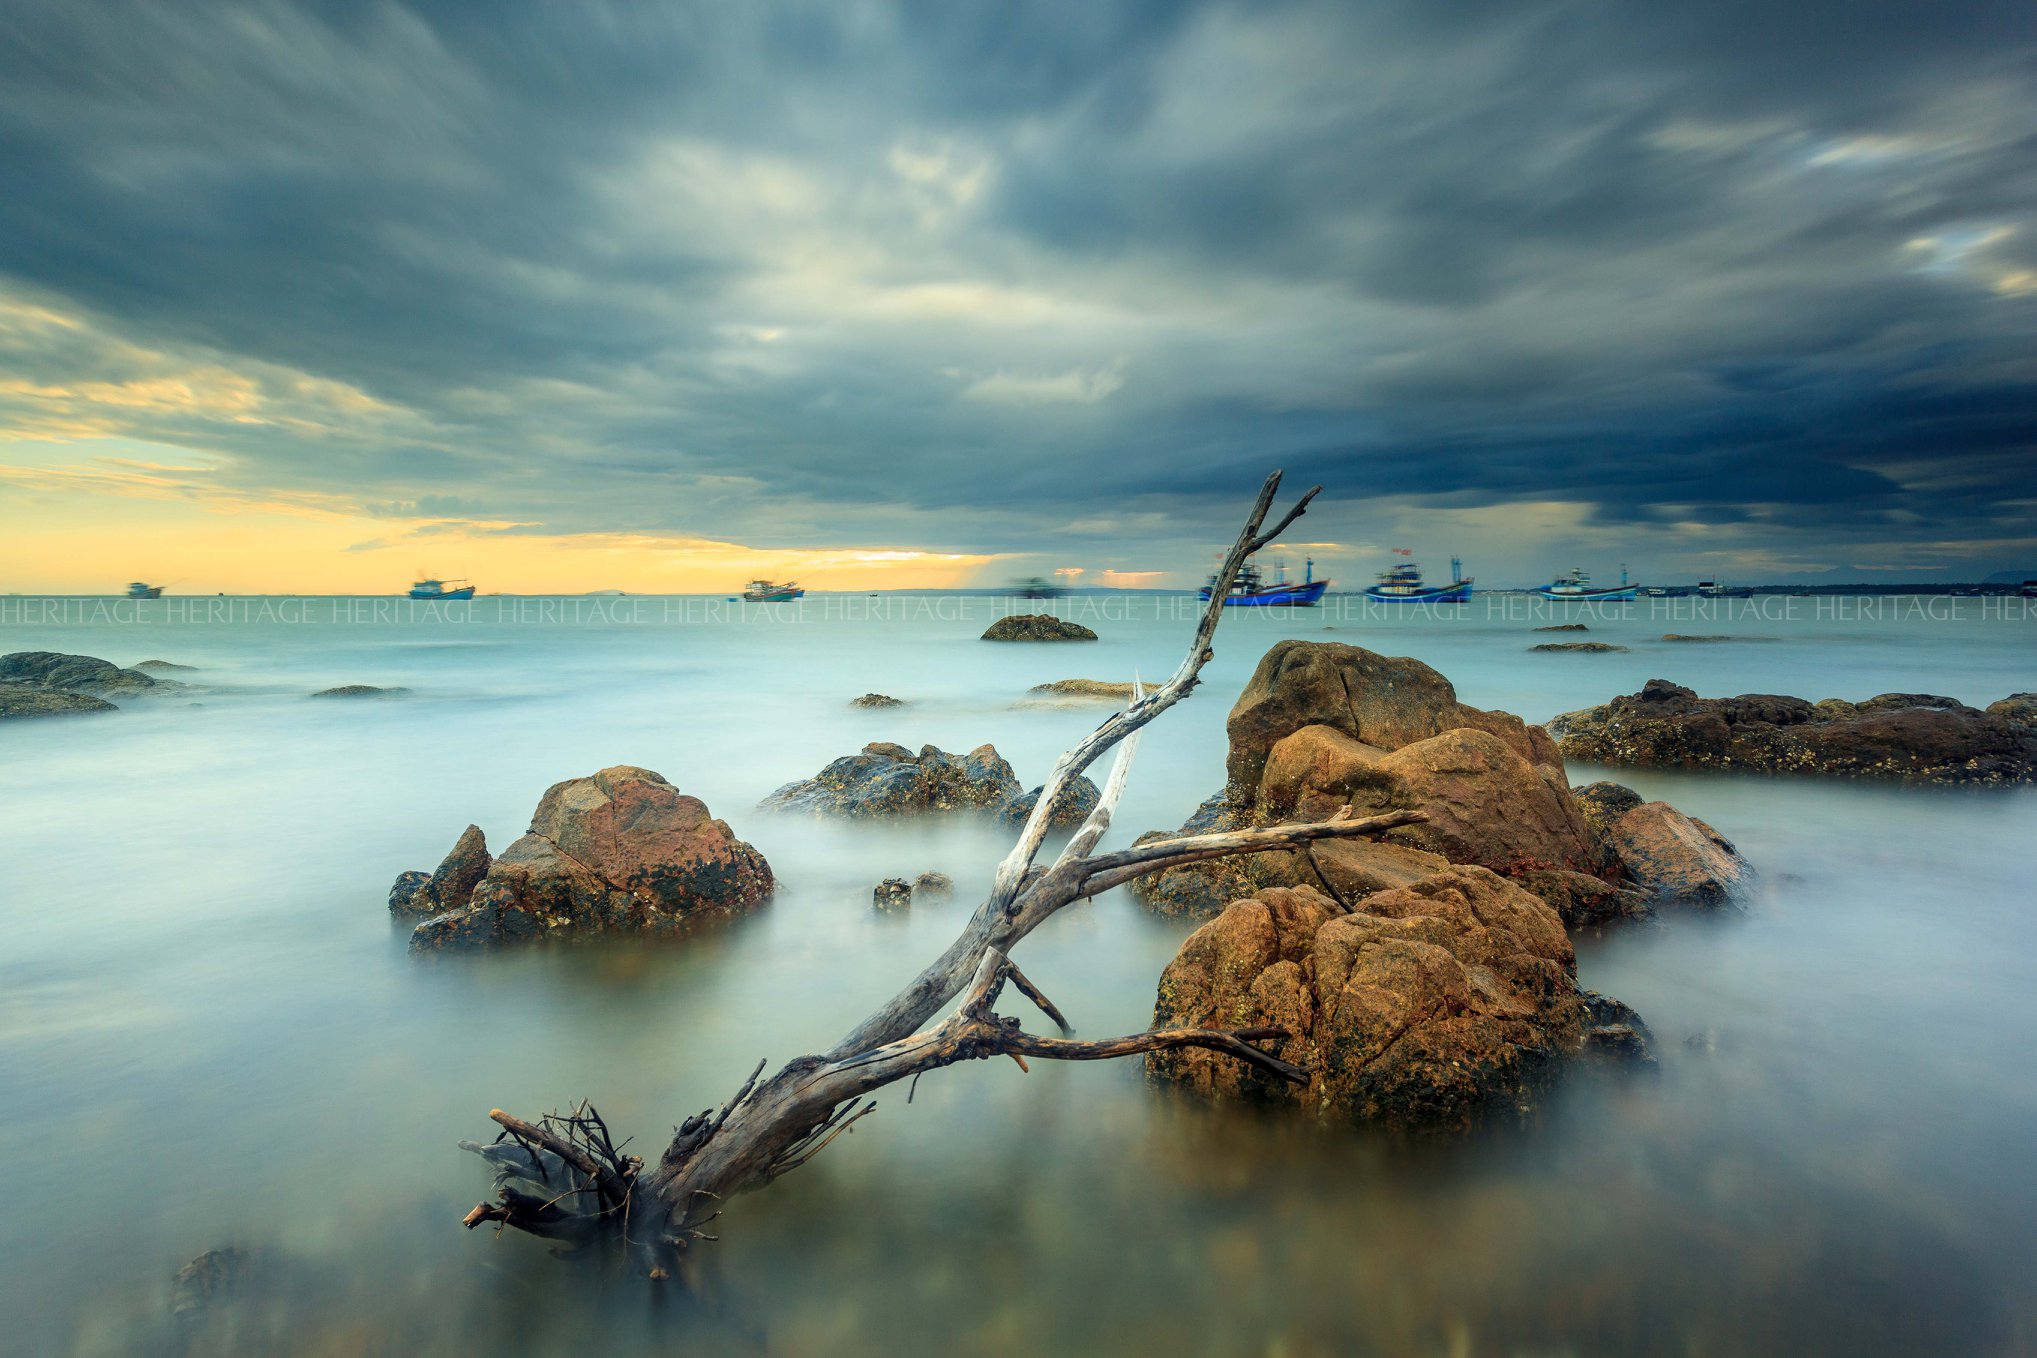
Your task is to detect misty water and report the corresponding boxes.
[3,592,2033,1357]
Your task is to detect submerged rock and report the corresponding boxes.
[1551,679,2037,783]
[0,681,118,719]
[1149,873,1650,1131]
[1601,801,1748,907]
[850,693,905,708]
[0,650,159,696]
[171,1246,259,1325]
[980,613,1098,642]
[310,684,410,698]
[1662,634,1733,643]
[912,871,954,900]
[760,741,1024,818]
[873,878,912,912]
[135,658,199,672]
[1530,642,1628,653]
[1534,624,1590,632]
[1027,678,1139,700]
[408,767,772,952]
[999,776,1102,829]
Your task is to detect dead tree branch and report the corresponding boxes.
[461,470,1408,1275]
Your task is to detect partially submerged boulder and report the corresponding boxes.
[0,681,118,719]
[136,659,199,672]
[1986,693,2037,731]
[1551,679,2037,783]
[311,684,409,699]
[999,775,1102,829]
[0,650,159,697]
[389,824,491,918]
[760,742,1024,818]
[1601,801,1748,907]
[1027,679,1138,701]
[1530,642,1627,653]
[912,871,954,900]
[873,879,912,912]
[1571,780,1644,838]
[408,767,772,951]
[981,614,1097,642]
[850,693,905,708]
[1149,873,1649,1131]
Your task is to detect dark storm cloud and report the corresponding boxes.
[1,0,2034,577]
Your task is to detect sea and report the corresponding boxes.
[2,590,2033,1356]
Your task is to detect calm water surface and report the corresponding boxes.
[2,593,2033,1356]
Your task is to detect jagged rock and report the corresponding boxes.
[873,878,912,912]
[0,650,159,696]
[1225,641,1560,796]
[390,825,492,918]
[1149,873,1650,1131]
[409,767,772,952]
[850,693,905,708]
[0,681,118,719]
[1530,642,1628,653]
[310,684,409,698]
[1551,679,2037,783]
[999,775,1102,829]
[980,614,1098,641]
[1602,801,1749,907]
[912,871,953,900]
[760,742,1024,818]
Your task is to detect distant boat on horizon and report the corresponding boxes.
[1200,556,1330,607]
[742,579,805,602]
[1365,554,1472,603]
[126,581,164,600]
[409,577,476,600]
[1697,580,1753,599]
[1535,565,1638,602]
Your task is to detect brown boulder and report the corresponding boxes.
[388,823,492,917]
[408,767,772,951]
[1603,801,1748,907]
[981,614,1097,641]
[1150,871,1648,1130]
[1226,641,1559,797]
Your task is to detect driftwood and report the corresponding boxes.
[460,471,1426,1277]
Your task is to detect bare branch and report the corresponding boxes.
[1078,807,1428,898]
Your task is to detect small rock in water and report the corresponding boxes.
[1027,679,1138,700]
[873,878,912,912]
[1662,634,1732,642]
[980,613,1097,641]
[0,681,118,719]
[1000,777,1102,829]
[135,658,199,671]
[760,742,1023,818]
[310,684,410,698]
[850,693,905,708]
[1534,623,1591,632]
[1530,642,1627,653]
[172,1246,257,1324]
[912,871,954,900]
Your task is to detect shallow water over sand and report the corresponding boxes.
[3,594,2034,1356]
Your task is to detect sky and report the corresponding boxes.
[1,0,2033,593]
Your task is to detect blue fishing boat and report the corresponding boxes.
[1200,557,1330,607]
[126,582,164,600]
[1365,555,1473,603]
[1535,565,1637,602]
[409,577,476,600]
[742,579,805,602]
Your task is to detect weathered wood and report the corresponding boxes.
[461,471,1418,1273]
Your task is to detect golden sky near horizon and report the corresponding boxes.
[0,440,1000,595]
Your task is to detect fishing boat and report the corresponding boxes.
[1638,585,1691,598]
[1365,554,1473,603]
[408,577,476,600]
[125,582,164,600]
[742,579,805,602]
[1199,557,1330,607]
[2022,580,2037,599]
[1697,580,1753,599]
[1535,566,1638,602]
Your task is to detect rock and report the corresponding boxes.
[912,871,954,900]
[1571,780,1644,837]
[387,870,431,913]
[409,767,772,951]
[1551,680,2037,783]
[310,684,410,698]
[980,614,1098,642]
[760,742,1024,818]
[135,658,199,671]
[1534,624,1590,632]
[0,650,159,696]
[1226,641,1560,796]
[1603,801,1748,906]
[1149,872,1650,1131]
[873,878,912,912]
[1662,634,1732,642]
[1027,679,1138,700]
[1530,642,1628,653]
[850,693,905,708]
[1988,692,2037,731]
[171,1247,258,1324]
[0,681,118,719]
[999,775,1102,829]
